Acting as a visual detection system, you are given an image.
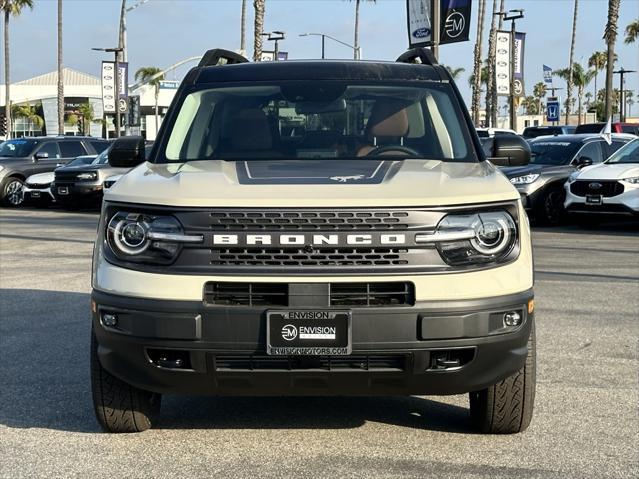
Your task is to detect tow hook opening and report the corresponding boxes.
[147,348,193,370]
[428,348,475,371]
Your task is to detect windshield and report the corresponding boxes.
[605,139,639,164]
[0,139,37,158]
[162,82,473,162]
[530,141,581,165]
[92,148,110,165]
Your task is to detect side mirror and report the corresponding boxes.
[486,135,531,167]
[576,156,593,168]
[33,152,49,161]
[108,136,146,168]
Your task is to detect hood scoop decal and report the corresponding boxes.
[236,160,393,185]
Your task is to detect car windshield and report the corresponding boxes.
[0,139,37,158]
[92,148,110,165]
[529,141,581,165]
[605,139,639,164]
[66,156,96,167]
[162,82,473,163]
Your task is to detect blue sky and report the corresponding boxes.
[2,0,638,107]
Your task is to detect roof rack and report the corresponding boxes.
[198,49,249,67]
[396,48,438,66]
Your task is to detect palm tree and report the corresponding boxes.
[584,91,593,109]
[625,19,638,44]
[533,82,547,117]
[2,0,34,140]
[555,63,595,125]
[565,0,579,124]
[349,0,375,60]
[443,65,465,80]
[471,0,487,125]
[604,0,620,120]
[12,102,43,136]
[134,67,164,137]
[240,0,247,56]
[253,0,265,61]
[521,96,539,116]
[57,0,64,135]
[588,51,607,100]
[625,90,634,117]
[77,102,95,136]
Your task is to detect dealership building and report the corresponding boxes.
[0,68,178,141]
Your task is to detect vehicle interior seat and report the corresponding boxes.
[223,108,282,158]
[357,99,410,156]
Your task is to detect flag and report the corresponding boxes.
[601,117,612,145]
[543,65,553,84]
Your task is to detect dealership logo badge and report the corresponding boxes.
[444,12,465,38]
[412,27,431,39]
[589,182,603,190]
[513,80,523,95]
[281,324,298,341]
[497,48,508,55]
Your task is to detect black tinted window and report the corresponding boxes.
[37,142,61,159]
[576,142,603,163]
[90,140,109,153]
[530,141,581,165]
[0,139,37,157]
[59,141,87,158]
[621,126,638,135]
[604,140,629,158]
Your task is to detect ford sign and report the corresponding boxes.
[412,27,431,39]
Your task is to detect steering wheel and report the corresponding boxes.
[365,145,421,157]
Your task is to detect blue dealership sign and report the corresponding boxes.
[546,100,560,122]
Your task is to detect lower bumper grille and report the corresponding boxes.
[204,281,415,307]
[213,354,409,371]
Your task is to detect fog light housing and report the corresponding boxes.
[102,313,118,327]
[503,311,522,327]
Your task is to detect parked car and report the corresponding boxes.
[0,136,109,206]
[52,143,153,208]
[574,122,639,136]
[501,133,635,224]
[522,125,576,139]
[565,138,639,219]
[23,155,97,205]
[476,127,519,138]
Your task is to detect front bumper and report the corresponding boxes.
[23,185,55,202]
[92,288,534,397]
[51,182,103,203]
[564,183,639,216]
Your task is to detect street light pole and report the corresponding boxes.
[262,31,285,61]
[299,33,358,60]
[613,68,636,122]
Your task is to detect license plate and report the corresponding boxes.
[267,310,352,356]
[58,187,69,195]
[31,191,41,198]
[586,195,602,205]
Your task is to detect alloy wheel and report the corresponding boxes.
[5,180,25,206]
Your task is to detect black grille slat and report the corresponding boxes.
[214,354,408,371]
[204,282,288,306]
[330,282,414,307]
[570,180,624,197]
[209,210,410,231]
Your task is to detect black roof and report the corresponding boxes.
[193,60,444,84]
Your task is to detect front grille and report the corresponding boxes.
[54,171,79,184]
[203,281,414,307]
[209,210,411,231]
[204,282,288,306]
[330,282,414,307]
[211,247,410,267]
[213,354,409,371]
[570,180,624,197]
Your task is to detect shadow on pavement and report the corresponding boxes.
[0,288,473,435]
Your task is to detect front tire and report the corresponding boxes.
[90,330,161,433]
[469,320,536,434]
[536,186,565,226]
[0,177,25,207]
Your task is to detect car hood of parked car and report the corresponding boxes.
[501,163,571,178]
[26,172,55,185]
[575,163,639,181]
[105,159,520,208]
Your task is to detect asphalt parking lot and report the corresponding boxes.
[0,208,637,478]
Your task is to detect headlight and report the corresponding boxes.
[416,211,518,266]
[106,211,203,264]
[509,174,540,185]
[622,176,639,184]
[77,172,98,181]
[568,171,580,183]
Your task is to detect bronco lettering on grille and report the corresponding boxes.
[212,234,408,246]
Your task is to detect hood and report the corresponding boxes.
[105,159,520,208]
[501,163,572,178]
[576,162,639,181]
[26,172,54,185]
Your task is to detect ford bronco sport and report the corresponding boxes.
[91,49,536,434]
